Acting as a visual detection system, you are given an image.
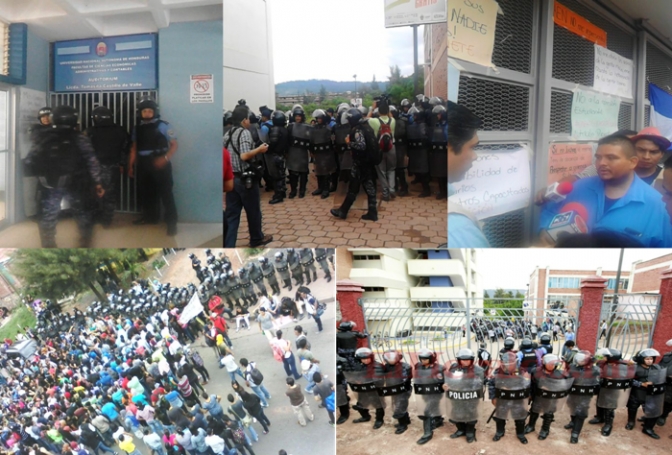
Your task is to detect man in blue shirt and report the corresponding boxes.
[447,101,490,247]
[539,134,672,247]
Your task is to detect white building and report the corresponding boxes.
[223,0,275,111]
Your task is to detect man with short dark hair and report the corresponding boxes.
[539,134,672,247]
[223,105,273,248]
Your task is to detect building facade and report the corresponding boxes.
[423,22,447,99]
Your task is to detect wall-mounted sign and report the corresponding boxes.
[553,1,607,47]
[190,74,214,104]
[593,44,633,99]
[547,143,595,185]
[571,89,620,141]
[447,0,499,67]
[384,0,447,28]
[53,33,158,92]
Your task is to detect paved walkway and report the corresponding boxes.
[230,173,447,247]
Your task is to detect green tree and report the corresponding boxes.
[319,84,327,100]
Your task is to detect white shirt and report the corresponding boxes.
[205,434,225,454]
[220,354,238,373]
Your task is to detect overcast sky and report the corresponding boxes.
[476,249,672,289]
[269,0,425,83]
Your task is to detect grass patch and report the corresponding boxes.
[0,305,36,341]
[402,340,418,345]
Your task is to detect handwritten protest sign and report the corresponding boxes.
[547,143,595,185]
[447,0,499,67]
[553,1,607,47]
[571,89,620,141]
[593,45,633,99]
[449,147,530,220]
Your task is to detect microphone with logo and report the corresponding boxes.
[547,202,589,242]
[544,181,574,203]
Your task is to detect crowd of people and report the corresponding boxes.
[448,99,672,247]
[337,320,672,447]
[0,249,334,455]
[222,95,448,247]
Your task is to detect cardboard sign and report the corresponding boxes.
[447,0,499,67]
[593,45,633,99]
[178,293,205,325]
[449,147,531,220]
[554,2,607,47]
[547,143,595,185]
[571,89,620,141]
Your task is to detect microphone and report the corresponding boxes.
[547,202,589,242]
[544,181,574,203]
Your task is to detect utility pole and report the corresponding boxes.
[413,24,419,95]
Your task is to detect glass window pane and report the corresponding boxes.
[0,91,6,151]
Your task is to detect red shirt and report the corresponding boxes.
[223,148,234,181]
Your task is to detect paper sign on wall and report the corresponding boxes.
[547,143,595,185]
[553,1,607,47]
[571,89,620,141]
[448,147,531,220]
[447,0,499,67]
[593,45,633,99]
[448,59,461,102]
[190,74,214,104]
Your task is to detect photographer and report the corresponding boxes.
[223,105,274,248]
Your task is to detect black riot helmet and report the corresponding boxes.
[312,109,327,124]
[503,337,515,350]
[38,107,52,121]
[634,348,660,364]
[355,347,374,362]
[223,110,234,126]
[137,98,159,119]
[338,321,356,331]
[91,105,113,126]
[456,348,475,363]
[418,348,437,364]
[248,112,259,124]
[520,338,533,350]
[344,108,363,127]
[51,105,78,129]
[271,110,287,127]
[292,107,305,123]
[540,333,552,345]
[602,348,622,362]
[274,251,284,260]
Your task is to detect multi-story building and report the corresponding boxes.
[423,22,447,99]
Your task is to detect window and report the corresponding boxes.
[548,277,580,289]
[363,287,384,292]
[606,278,629,290]
[0,22,7,76]
[547,295,578,309]
[353,255,380,260]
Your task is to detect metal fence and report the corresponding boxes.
[49,90,158,213]
[596,293,660,359]
[360,297,580,367]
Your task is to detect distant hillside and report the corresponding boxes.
[276,79,387,96]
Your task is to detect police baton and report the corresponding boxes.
[486,408,496,424]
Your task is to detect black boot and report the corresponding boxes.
[418,176,431,197]
[312,176,323,196]
[312,271,318,281]
[601,409,615,436]
[269,191,285,204]
[643,418,661,439]
[538,413,553,440]
[395,414,410,434]
[361,202,378,221]
[515,419,528,444]
[396,168,408,196]
[331,193,356,219]
[285,279,292,292]
[431,416,444,429]
[304,271,311,285]
[288,173,298,198]
[324,272,332,283]
[321,176,330,199]
[417,417,433,445]
[589,406,605,424]
[564,415,576,430]
[492,418,505,441]
[465,421,477,443]
[337,405,350,425]
[373,408,384,429]
[570,416,585,444]
[352,406,371,424]
[450,422,466,439]
[524,412,539,434]
[299,173,307,198]
[329,173,338,192]
[625,407,637,430]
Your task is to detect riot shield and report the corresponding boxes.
[413,364,444,417]
[597,363,634,409]
[531,376,574,414]
[493,374,531,421]
[643,367,667,418]
[379,363,412,419]
[566,369,600,417]
[287,123,312,173]
[429,125,447,178]
[344,367,385,410]
[444,370,484,423]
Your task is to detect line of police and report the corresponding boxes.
[189,248,333,313]
[337,321,672,446]
[223,95,448,208]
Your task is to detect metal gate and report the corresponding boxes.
[596,293,660,359]
[360,297,579,368]
[49,90,158,213]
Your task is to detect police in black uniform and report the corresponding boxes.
[84,106,130,227]
[336,321,368,424]
[25,105,104,247]
[128,98,178,236]
[267,111,289,204]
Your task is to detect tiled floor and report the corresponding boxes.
[229,173,447,247]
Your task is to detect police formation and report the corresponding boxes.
[336,329,672,446]
[188,248,333,314]
[223,95,448,218]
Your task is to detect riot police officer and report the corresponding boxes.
[406,106,431,197]
[226,269,244,308]
[25,105,104,247]
[274,251,292,291]
[443,348,485,443]
[488,351,531,444]
[314,248,332,282]
[85,105,130,227]
[525,354,574,440]
[564,350,600,443]
[589,348,634,436]
[346,347,385,429]
[517,338,538,374]
[310,109,338,199]
[286,107,311,198]
[414,348,445,444]
[31,107,52,138]
[430,104,448,200]
[287,248,304,286]
[128,98,178,236]
[333,103,352,188]
[267,111,289,204]
[299,248,318,284]
[627,348,665,438]
[237,268,255,308]
[247,260,266,298]
[380,350,413,434]
[539,333,553,353]
[656,339,672,426]
[477,342,491,376]
[259,257,280,295]
[336,320,368,425]
[390,105,409,197]
[499,337,516,355]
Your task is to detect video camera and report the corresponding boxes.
[374,93,391,103]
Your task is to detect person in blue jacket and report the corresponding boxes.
[539,134,672,247]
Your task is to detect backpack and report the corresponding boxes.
[325,391,335,413]
[231,425,246,445]
[376,118,393,153]
[271,343,284,362]
[360,123,382,165]
[250,367,264,384]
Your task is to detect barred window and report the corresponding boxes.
[0,22,7,76]
[353,255,380,260]
[363,287,384,292]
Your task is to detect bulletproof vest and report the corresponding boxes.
[431,122,447,146]
[334,124,350,152]
[520,350,537,369]
[310,124,332,147]
[275,257,289,272]
[268,126,287,155]
[541,344,553,354]
[336,331,358,353]
[87,125,128,165]
[290,122,311,149]
[136,120,169,153]
[394,117,407,142]
[406,122,427,144]
[30,129,82,187]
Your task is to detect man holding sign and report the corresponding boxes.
[447,101,490,247]
[538,134,672,247]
